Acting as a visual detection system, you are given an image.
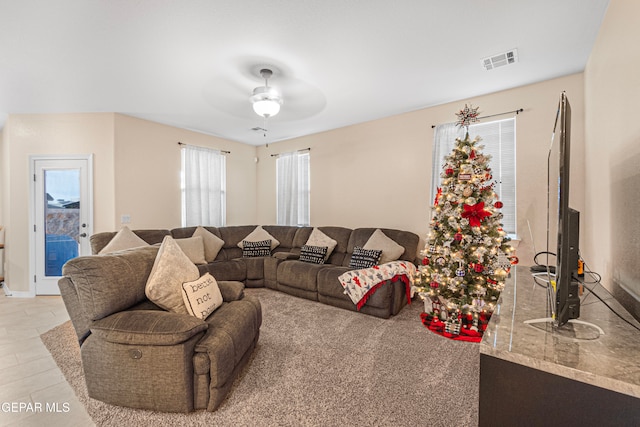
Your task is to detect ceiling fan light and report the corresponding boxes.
[253,99,281,117]
[250,69,283,119]
[250,86,282,117]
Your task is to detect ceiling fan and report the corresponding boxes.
[250,68,283,119]
[202,60,326,131]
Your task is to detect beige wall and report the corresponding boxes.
[112,114,257,230]
[0,113,257,293]
[1,113,116,293]
[584,0,640,315]
[257,73,586,266]
[0,74,587,293]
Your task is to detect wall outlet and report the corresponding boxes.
[121,214,131,224]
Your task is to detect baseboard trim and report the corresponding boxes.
[2,282,12,296]
[2,283,35,298]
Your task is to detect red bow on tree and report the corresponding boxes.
[461,202,492,227]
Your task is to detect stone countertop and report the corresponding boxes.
[480,265,640,399]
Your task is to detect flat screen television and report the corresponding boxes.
[554,92,581,326]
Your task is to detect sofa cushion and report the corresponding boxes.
[299,245,328,264]
[242,239,271,257]
[363,229,405,264]
[145,236,200,314]
[305,228,337,260]
[316,226,353,265]
[348,228,420,265]
[349,246,382,269]
[63,246,159,321]
[262,226,300,251]
[205,259,247,282]
[237,226,280,250]
[98,226,149,254]
[90,310,207,346]
[92,229,171,254]
[193,226,225,262]
[176,236,207,265]
[243,256,266,281]
[277,260,327,292]
[182,273,223,319]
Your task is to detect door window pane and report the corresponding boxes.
[44,169,80,276]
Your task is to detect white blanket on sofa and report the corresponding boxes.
[338,261,416,310]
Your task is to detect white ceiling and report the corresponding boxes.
[0,0,610,146]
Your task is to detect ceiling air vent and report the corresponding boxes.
[482,49,518,70]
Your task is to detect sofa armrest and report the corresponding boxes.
[217,280,245,301]
[90,310,208,346]
[274,252,299,260]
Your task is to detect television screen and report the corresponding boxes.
[553,92,581,326]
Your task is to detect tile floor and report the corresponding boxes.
[0,291,94,426]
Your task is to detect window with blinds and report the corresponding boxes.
[431,118,516,235]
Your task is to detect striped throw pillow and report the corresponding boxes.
[349,246,382,269]
[299,245,328,264]
[242,239,272,257]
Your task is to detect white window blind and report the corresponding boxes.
[181,145,226,227]
[276,151,310,226]
[431,118,517,235]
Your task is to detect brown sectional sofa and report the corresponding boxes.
[58,224,418,413]
[91,225,420,319]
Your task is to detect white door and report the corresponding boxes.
[32,156,93,295]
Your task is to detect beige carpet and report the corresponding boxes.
[41,288,480,426]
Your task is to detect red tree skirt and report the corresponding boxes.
[419,312,491,343]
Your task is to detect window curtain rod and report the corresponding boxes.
[177,141,230,154]
[270,147,311,158]
[431,108,523,128]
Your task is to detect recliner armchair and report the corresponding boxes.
[58,245,261,412]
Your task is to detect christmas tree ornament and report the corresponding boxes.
[494,201,504,209]
[459,164,473,181]
[434,187,443,206]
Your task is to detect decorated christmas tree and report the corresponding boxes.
[416,105,517,341]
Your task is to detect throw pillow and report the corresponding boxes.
[349,246,382,269]
[363,229,405,264]
[299,245,328,264]
[305,227,338,260]
[242,239,272,257]
[237,226,280,250]
[145,236,200,314]
[98,226,149,254]
[192,226,224,262]
[181,273,223,320]
[175,236,207,265]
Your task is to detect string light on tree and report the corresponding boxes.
[417,104,518,342]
